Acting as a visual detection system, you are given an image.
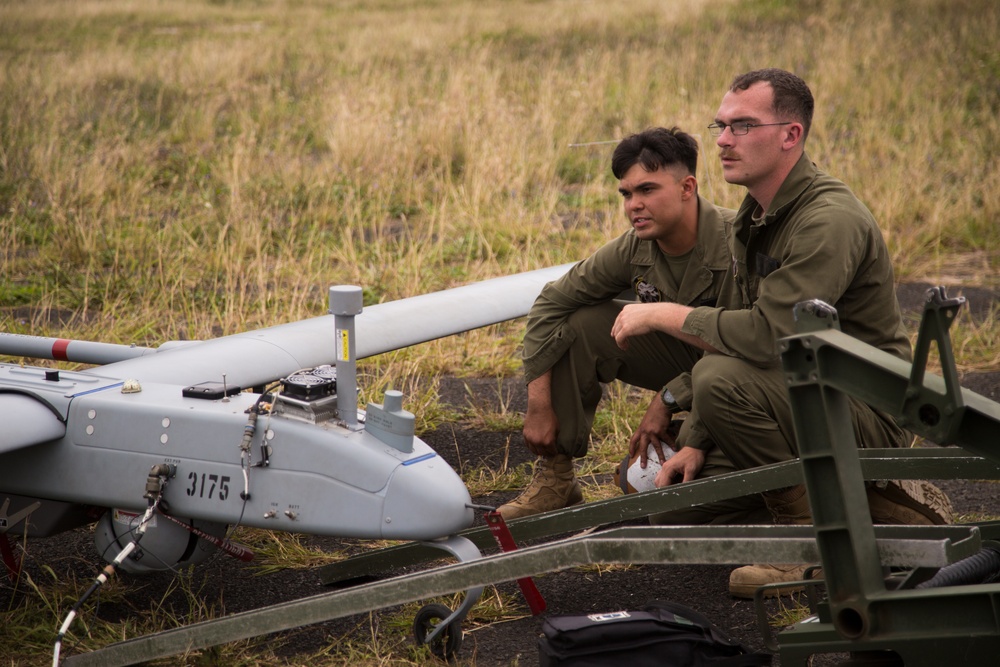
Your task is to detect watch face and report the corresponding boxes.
[661,389,678,410]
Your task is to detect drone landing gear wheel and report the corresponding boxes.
[413,602,463,661]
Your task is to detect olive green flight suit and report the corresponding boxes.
[522,196,769,523]
[647,154,912,523]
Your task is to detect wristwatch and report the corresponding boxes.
[660,388,679,412]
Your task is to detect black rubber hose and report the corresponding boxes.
[916,544,1000,589]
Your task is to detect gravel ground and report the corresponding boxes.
[5,283,999,666]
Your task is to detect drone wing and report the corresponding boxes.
[83,263,575,388]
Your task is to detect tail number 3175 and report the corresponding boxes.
[186,471,231,501]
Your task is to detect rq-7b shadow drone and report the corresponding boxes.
[0,264,571,658]
[67,288,1000,667]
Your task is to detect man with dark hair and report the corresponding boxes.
[610,68,952,597]
[499,126,767,524]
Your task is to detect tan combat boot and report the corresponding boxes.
[497,454,584,520]
[729,484,817,599]
[867,479,953,525]
[729,480,955,599]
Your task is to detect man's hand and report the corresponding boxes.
[523,373,559,457]
[628,395,674,468]
[610,302,716,353]
[610,303,658,351]
[523,403,559,457]
[655,446,705,487]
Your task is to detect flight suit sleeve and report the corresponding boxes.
[680,207,872,364]
[522,237,636,383]
[662,373,693,412]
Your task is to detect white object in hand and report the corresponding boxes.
[626,441,674,493]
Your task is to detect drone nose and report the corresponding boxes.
[380,456,474,539]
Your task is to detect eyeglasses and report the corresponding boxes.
[707,121,791,137]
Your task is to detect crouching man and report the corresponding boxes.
[610,68,952,597]
[499,126,768,526]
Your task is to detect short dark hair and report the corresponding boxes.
[611,127,699,180]
[730,68,814,139]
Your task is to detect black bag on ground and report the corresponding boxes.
[537,600,771,666]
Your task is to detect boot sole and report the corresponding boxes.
[497,485,586,520]
[870,480,953,525]
[729,582,805,599]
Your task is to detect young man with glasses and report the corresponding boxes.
[610,68,952,598]
[499,127,769,525]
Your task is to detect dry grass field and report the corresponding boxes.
[1,0,998,664]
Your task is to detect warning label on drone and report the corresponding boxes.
[336,329,350,361]
[113,508,156,530]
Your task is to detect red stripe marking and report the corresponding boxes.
[484,512,547,615]
[51,339,71,361]
[0,534,22,582]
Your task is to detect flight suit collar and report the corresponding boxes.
[737,152,819,229]
[675,194,728,305]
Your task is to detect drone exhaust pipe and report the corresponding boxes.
[330,285,364,430]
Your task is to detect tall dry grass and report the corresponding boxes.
[1,1,998,663]
[2,0,996,353]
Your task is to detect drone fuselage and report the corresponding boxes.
[0,363,474,541]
